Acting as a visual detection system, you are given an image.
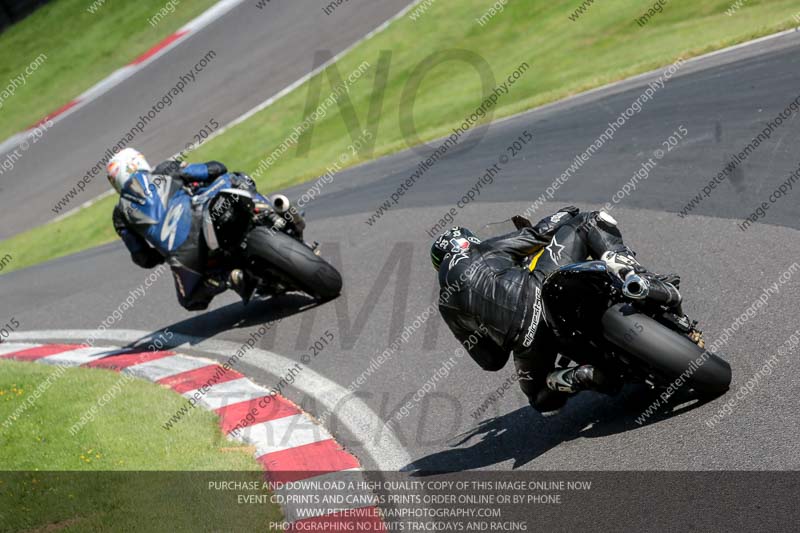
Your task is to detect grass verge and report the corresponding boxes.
[0,360,281,531]
[2,0,799,274]
[0,0,218,141]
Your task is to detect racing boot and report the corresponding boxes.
[229,269,255,304]
[655,272,681,289]
[546,365,620,394]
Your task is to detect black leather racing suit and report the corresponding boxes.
[438,208,628,412]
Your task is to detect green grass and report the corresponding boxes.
[2,0,799,274]
[0,0,218,141]
[0,360,281,531]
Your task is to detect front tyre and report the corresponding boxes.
[601,303,731,395]
[245,228,342,301]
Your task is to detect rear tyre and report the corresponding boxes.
[245,228,342,301]
[601,304,731,395]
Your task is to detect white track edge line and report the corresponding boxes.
[7,329,411,471]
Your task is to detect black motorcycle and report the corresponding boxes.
[202,183,342,302]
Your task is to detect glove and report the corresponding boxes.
[231,172,257,193]
[532,206,579,239]
[512,215,532,230]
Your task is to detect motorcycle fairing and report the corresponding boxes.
[541,261,619,337]
[202,188,254,251]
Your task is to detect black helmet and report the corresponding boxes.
[430,227,480,270]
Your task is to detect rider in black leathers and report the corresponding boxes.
[431,207,677,412]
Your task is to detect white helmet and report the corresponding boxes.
[107,148,151,193]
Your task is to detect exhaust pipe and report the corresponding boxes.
[622,273,649,300]
[622,272,682,308]
[270,194,306,233]
[271,194,290,214]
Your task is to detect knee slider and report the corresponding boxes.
[595,210,618,229]
[586,210,623,243]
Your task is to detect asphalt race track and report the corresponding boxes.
[3,26,800,476]
[0,0,415,238]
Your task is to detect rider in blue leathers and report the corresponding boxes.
[107,148,255,310]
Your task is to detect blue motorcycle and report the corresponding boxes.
[128,171,342,303]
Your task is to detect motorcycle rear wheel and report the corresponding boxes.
[245,228,342,301]
[601,303,731,396]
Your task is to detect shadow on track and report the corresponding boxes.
[401,386,717,475]
[120,293,320,351]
